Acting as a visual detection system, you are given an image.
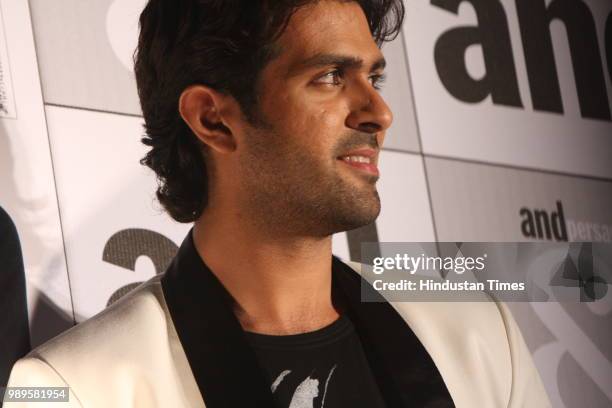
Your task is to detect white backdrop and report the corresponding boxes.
[1,0,611,406]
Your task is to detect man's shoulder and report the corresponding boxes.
[6,274,205,407]
[29,275,171,374]
[343,259,550,407]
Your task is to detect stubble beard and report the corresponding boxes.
[238,125,381,239]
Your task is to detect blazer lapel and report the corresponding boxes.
[332,256,454,407]
[161,232,275,407]
[162,230,453,407]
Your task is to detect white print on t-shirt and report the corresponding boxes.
[271,364,337,408]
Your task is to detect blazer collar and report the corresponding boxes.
[161,230,453,407]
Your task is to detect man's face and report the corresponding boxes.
[235,0,393,237]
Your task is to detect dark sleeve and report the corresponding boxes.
[0,206,31,387]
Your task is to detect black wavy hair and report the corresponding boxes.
[135,0,405,222]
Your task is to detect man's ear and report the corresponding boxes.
[178,85,240,153]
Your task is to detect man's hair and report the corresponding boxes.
[135,0,405,223]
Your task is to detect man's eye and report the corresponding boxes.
[315,69,343,86]
[370,73,387,90]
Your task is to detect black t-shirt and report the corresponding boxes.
[244,314,387,408]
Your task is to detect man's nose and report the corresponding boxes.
[345,80,393,137]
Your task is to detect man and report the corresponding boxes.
[6,0,550,407]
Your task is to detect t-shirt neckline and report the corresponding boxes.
[243,314,354,350]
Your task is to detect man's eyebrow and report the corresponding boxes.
[291,53,386,73]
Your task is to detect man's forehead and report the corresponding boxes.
[284,0,365,34]
[274,1,383,72]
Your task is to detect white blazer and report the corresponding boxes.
[5,232,550,407]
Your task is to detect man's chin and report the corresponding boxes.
[328,198,381,235]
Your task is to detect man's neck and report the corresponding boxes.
[192,213,339,336]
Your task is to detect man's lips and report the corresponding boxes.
[336,148,379,176]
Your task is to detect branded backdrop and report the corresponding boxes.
[1,0,611,406]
